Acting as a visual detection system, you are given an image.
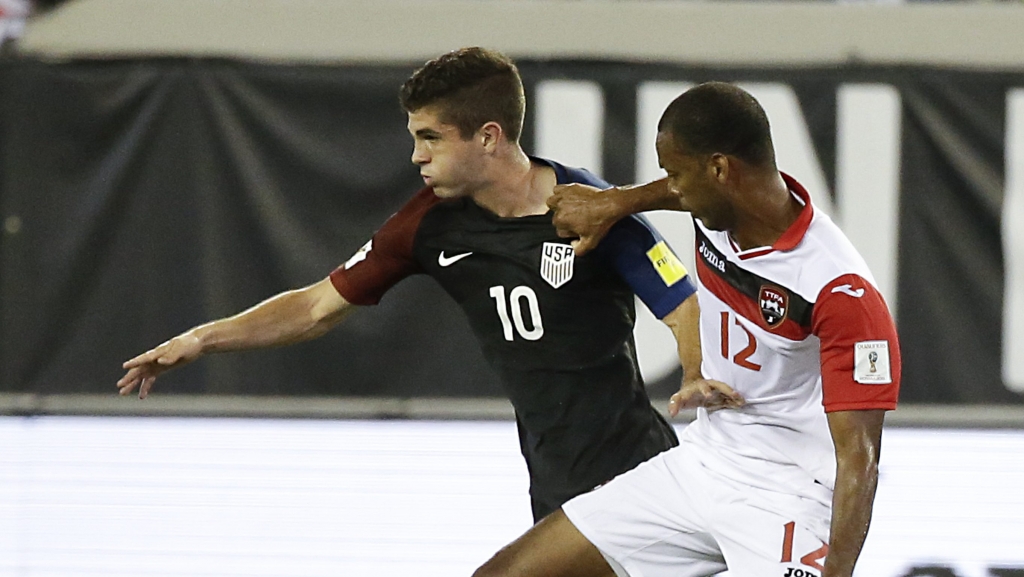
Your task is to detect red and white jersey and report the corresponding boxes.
[682,173,901,506]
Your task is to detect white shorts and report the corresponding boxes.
[562,440,832,577]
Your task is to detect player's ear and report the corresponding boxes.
[708,153,729,183]
[479,121,503,152]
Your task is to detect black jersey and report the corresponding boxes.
[330,158,697,520]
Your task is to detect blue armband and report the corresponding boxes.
[596,215,696,318]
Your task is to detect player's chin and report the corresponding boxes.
[678,199,699,215]
[431,186,462,199]
[694,214,724,231]
[432,187,471,200]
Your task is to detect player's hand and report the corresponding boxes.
[547,184,624,255]
[668,378,745,416]
[117,332,203,399]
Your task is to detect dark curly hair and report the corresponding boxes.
[400,47,525,143]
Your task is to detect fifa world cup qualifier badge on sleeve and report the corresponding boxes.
[646,241,688,287]
[854,340,892,384]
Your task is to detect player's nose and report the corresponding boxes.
[411,144,429,166]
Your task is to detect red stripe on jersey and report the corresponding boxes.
[695,255,811,341]
[813,274,901,412]
[773,174,815,252]
[329,187,441,305]
[731,173,814,261]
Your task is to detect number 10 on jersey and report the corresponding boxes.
[489,285,545,341]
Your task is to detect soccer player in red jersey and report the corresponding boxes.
[473,82,900,577]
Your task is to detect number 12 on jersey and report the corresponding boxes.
[721,311,762,371]
[489,285,544,341]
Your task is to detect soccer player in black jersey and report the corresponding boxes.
[118,47,729,522]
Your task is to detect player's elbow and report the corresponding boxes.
[305,280,353,332]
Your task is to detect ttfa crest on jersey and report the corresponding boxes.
[758,285,788,328]
[540,242,575,289]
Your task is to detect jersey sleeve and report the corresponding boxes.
[595,215,697,319]
[328,188,438,305]
[557,164,612,189]
[812,274,902,412]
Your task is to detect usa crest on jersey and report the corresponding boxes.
[540,242,575,289]
[758,285,788,328]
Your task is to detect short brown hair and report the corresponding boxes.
[400,47,526,143]
[658,82,775,167]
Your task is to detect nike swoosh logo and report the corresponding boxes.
[438,251,473,267]
[831,284,865,298]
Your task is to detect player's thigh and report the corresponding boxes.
[606,529,727,577]
[563,447,728,577]
[473,509,616,577]
[713,500,830,577]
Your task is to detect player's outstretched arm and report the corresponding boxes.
[117,277,354,399]
[661,295,743,416]
[548,179,682,255]
[823,408,885,577]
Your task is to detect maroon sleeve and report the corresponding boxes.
[812,273,902,413]
[329,188,440,305]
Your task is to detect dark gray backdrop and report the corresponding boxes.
[0,57,1019,403]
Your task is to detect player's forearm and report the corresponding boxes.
[663,294,703,382]
[823,441,879,577]
[613,179,683,214]
[193,287,351,354]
